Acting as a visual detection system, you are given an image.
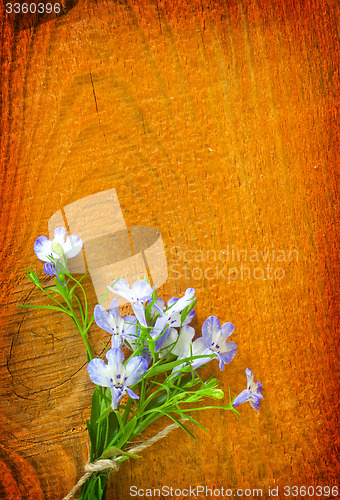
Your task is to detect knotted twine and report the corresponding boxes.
[63,419,188,500]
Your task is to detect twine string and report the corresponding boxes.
[63,420,187,500]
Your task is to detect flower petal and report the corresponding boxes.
[111,335,123,348]
[150,315,168,340]
[182,309,195,326]
[123,316,139,348]
[246,368,254,387]
[157,298,166,310]
[201,316,221,345]
[151,298,166,316]
[191,338,215,369]
[191,337,209,356]
[87,358,112,387]
[34,236,52,262]
[63,235,83,259]
[158,327,178,358]
[220,322,235,340]
[124,356,148,386]
[43,262,54,275]
[172,325,195,358]
[126,387,139,400]
[217,341,237,370]
[132,301,148,327]
[168,288,195,314]
[249,396,261,411]
[154,326,172,352]
[108,298,121,320]
[167,297,178,307]
[232,389,250,408]
[249,392,264,410]
[106,348,125,376]
[246,368,262,394]
[131,280,153,301]
[53,227,66,244]
[109,279,133,302]
[94,305,116,335]
[110,386,126,409]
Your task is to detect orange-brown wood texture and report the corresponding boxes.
[1,0,339,498]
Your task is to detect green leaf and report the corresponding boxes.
[54,275,67,297]
[144,354,212,379]
[85,419,94,450]
[90,389,102,437]
[101,341,110,351]
[101,389,112,406]
[88,389,101,460]
[96,403,112,424]
[175,410,207,433]
[143,382,171,411]
[44,286,60,293]
[115,416,137,450]
[17,304,68,314]
[100,446,141,460]
[161,413,196,440]
[143,297,158,326]
[104,411,120,450]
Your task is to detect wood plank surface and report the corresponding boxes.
[1,0,339,498]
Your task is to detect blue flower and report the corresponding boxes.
[87,348,148,409]
[94,298,137,348]
[201,316,237,370]
[34,227,83,277]
[232,368,263,411]
[108,279,154,328]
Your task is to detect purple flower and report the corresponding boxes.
[34,227,83,276]
[94,298,136,348]
[108,279,153,328]
[87,348,148,409]
[201,316,237,370]
[232,368,263,411]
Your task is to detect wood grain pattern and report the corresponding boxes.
[1,0,339,498]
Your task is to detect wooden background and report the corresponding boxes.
[1,0,339,498]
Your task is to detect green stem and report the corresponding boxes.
[67,273,89,328]
[122,398,133,426]
[63,291,93,361]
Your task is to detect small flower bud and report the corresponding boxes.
[211,389,224,399]
[26,268,41,287]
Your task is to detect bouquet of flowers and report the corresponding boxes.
[22,228,263,500]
